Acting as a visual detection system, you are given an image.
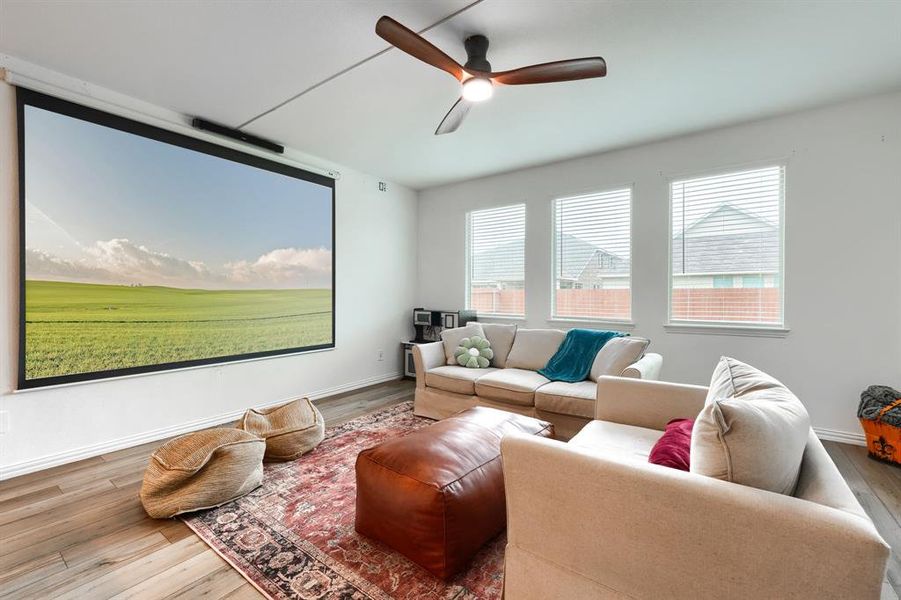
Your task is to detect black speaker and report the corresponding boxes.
[191,118,284,154]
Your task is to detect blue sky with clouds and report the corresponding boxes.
[24,105,333,289]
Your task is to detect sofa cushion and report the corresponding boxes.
[440,324,485,366]
[589,336,650,382]
[691,357,810,495]
[568,420,662,462]
[705,355,791,404]
[506,329,565,371]
[534,381,597,419]
[481,323,517,368]
[426,365,497,396]
[475,368,550,406]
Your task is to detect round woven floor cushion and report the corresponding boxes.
[237,397,325,461]
[140,428,265,519]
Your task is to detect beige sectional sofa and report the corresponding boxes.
[501,370,891,599]
[412,324,663,439]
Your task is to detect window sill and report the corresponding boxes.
[547,317,635,330]
[475,314,527,321]
[664,323,790,338]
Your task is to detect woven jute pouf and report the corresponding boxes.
[237,398,325,461]
[140,428,265,519]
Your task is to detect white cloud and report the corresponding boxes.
[226,247,332,288]
[85,238,216,286]
[25,247,115,283]
[26,241,331,290]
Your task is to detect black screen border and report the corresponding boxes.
[17,87,336,389]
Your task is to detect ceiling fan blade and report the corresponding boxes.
[435,97,472,135]
[491,57,607,85]
[376,16,464,81]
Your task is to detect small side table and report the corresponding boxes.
[401,341,433,379]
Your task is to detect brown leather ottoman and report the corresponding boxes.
[354,406,553,579]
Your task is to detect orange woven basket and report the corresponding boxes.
[860,398,901,467]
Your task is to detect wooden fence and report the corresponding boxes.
[470,288,780,323]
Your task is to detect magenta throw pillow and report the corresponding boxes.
[648,418,694,471]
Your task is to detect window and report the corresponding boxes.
[742,274,764,288]
[713,275,734,289]
[552,188,631,321]
[670,165,784,326]
[466,204,526,316]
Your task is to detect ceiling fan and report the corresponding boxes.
[375,16,607,135]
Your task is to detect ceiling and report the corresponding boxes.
[3,1,901,190]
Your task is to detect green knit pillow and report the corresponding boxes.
[454,335,494,369]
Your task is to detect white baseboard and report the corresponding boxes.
[1,381,867,480]
[814,427,866,447]
[0,373,402,480]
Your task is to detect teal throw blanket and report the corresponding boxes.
[538,329,625,383]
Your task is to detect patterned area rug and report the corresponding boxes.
[183,401,505,599]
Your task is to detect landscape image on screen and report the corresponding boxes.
[22,101,334,385]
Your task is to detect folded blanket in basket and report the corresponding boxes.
[859,385,901,428]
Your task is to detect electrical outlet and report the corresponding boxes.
[377,349,384,362]
[0,411,8,435]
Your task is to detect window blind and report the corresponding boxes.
[670,165,784,326]
[552,188,632,320]
[466,204,526,316]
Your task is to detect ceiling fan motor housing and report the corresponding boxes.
[464,35,491,73]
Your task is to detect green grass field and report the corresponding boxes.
[25,280,333,380]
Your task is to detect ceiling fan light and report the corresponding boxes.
[461,77,493,102]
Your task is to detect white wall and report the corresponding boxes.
[0,78,419,477]
[418,91,901,440]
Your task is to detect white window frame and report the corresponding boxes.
[665,162,789,337]
[465,203,527,319]
[549,186,634,326]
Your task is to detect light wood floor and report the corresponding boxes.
[0,379,898,599]
[0,379,414,599]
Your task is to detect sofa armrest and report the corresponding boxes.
[595,376,707,430]
[620,352,662,380]
[412,342,445,388]
[501,434,889,600]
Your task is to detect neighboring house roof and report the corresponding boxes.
[672,204,779,274]
[471,237,525,283]
[472,234,627,283]
[557,234,628,279]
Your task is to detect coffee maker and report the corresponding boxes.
[412,308,477,342]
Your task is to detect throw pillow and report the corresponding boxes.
[589,336,650,382]
[690,357,810,495]
[505,329,566,371]
[648,418,694,471]
[455,335,494,368]
[441,323,485,365]
[481,323,517,367]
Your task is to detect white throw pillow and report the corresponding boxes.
[690,357,810,495]
[481,323,517,367]
[440,323,485,366]
[588,336,649,382]
[505,329,565,371]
